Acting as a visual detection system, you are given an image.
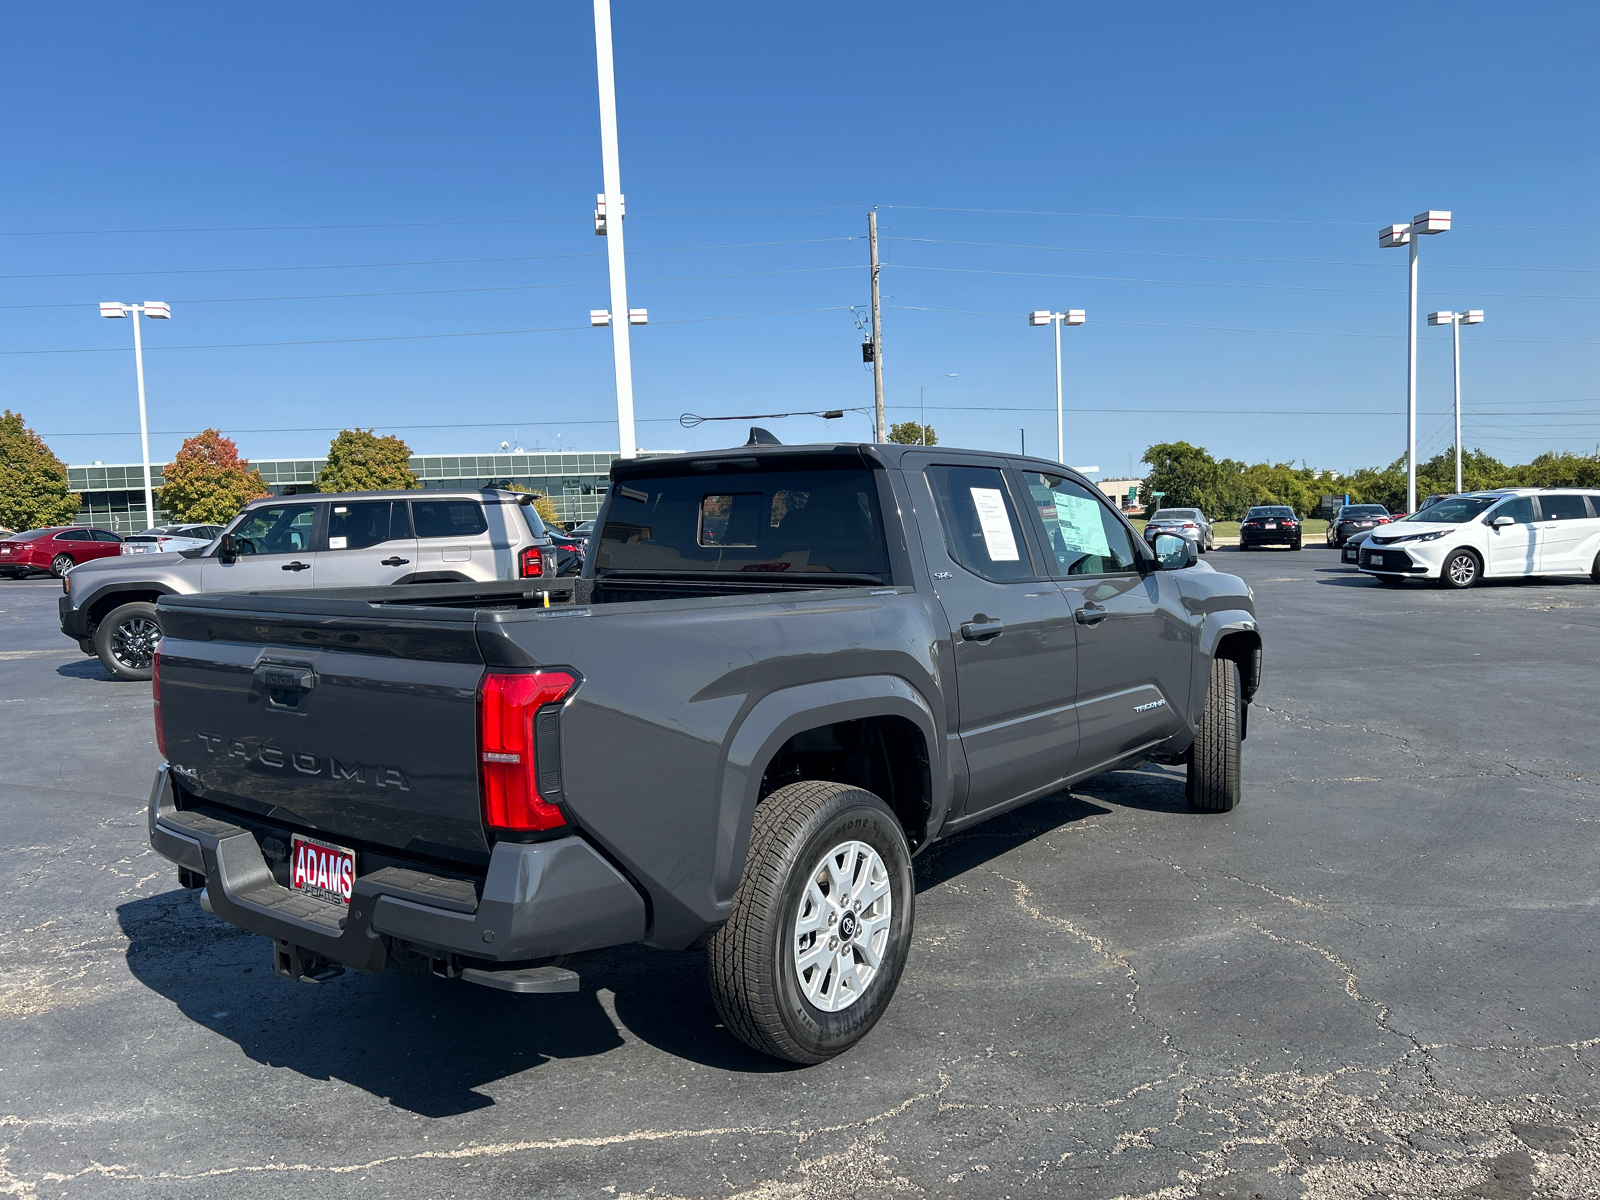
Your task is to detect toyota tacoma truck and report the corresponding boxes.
[147,440,1260,1063]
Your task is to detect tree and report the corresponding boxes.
[888,422,937,446]
[0,410,80,530]
[157,429,270,524]
[316,429,418,492]
[1139,441,1228,514]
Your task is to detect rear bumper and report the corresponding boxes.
[1240,530,1300,545]
[146,765,648,974]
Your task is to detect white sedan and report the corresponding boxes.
[1356,489,1600,588]
[119,523,225,555]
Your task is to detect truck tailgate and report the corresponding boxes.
[157,595,491,865]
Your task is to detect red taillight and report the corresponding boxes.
[519,546,545,578]
[477,670,576,831]
[152,647,166,758]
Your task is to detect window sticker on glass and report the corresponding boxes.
[1051,493,1111,558]
[333,506,348,514]
[969,488,1020,562]
[328,536,348,549]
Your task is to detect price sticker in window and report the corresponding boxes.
[969,488,1019,562]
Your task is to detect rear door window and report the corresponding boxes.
[412,500,488,539]
[1540,495,1589,522]
[924,465,1035,583]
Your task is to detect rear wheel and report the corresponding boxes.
[708,781,914,1064]
[1187,658,1242,813]
[1291,538,1302,551]
[1440,550,1481,590]
[50,554,75,578]
[94,601,161,681]
[1591,551,1600,583]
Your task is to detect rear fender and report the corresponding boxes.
[712,676,945,911]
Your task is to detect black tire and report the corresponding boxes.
[1439,549,1480,590]
[94,601,161,681]
[1590,551,1600,583]
[1187,657,1241,813]
[707,780,914,1064]
[1291,539,1302,551]
[50,553,75,578]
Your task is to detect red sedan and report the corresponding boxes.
[0,526,124,578]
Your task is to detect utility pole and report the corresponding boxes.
[98,300,170,528]
[593,0,637,458]
[869,211,884,442]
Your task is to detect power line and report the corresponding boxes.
[0,237,856,281]
[0,265,863,311]
[892,236,1600,274]
[886,263,1600,302]
[886,304,1600,345]
[882,204,1600,233]
[0,205,864,239]
[1,305,851,356]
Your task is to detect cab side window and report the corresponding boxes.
[327,501,397,551]
[924,465,1035,583]
[230,505,316,555]
[1020,473,1140,576]
[1490,497,1535,525]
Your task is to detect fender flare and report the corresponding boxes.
[81,581,180,625]
[1190,611,1261,723]
[710,675,945,909]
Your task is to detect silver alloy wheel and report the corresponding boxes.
[51,554,74,577]
[111,615,161,671]
[791,839,893,1014]
[1447,553,1477,587]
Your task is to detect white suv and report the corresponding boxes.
[1356,488,1600,588]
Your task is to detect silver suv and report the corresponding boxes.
[60,489,558,680]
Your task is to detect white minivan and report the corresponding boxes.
[1356,488,1600,588]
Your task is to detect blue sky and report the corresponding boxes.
[1,2,1595,475]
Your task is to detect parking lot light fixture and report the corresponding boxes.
[98,300,170,531]
[1428,307,1484,493]
[1029,309,1087,464]
[919,374,956,445]
[1380,211,1450,515]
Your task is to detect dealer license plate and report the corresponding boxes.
[1369,554,1384,566]
[290,834,356,906]
[1265,522,1277,529]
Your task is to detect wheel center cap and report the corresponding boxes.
[839,911,857,940]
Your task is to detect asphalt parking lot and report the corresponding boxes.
[4,548,1599,1199]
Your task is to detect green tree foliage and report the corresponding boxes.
[0,410,80,530]
[888,421,937,445]
[316,429,418,493]
[157,429,270,524]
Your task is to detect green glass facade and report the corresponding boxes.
[67,451,623,532]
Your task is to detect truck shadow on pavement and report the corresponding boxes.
[115,768,1189,1111]
[55,658,114,681]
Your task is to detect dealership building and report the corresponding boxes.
[68,450,623,532]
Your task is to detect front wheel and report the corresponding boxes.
[94,601,161,681]
[1440,550,1481,590]
[50,554,75,578]
[1187,657,1242,813]
[708,781,914,1064]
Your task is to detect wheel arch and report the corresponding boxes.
[711,676,947,911]
[85,585,175,631]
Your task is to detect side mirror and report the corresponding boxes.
[1152,532,1197,571]
[1491,515,1514,529]
[217,533,238,563]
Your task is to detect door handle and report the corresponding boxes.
[959,619,1005,641]
[1075,604,1108,626]
[380,557,410,566]
[281,561,311,572]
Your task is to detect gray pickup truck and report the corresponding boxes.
[147,441,1261,1063]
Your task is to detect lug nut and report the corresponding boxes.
[829,936,838,950]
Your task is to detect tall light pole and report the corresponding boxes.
[919,373,956,444]
[99,301,170,530]
[1428,308,1484,494]
[592,0,638,458]
[1028,309,1086,465]
[1380,210,1450,513]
